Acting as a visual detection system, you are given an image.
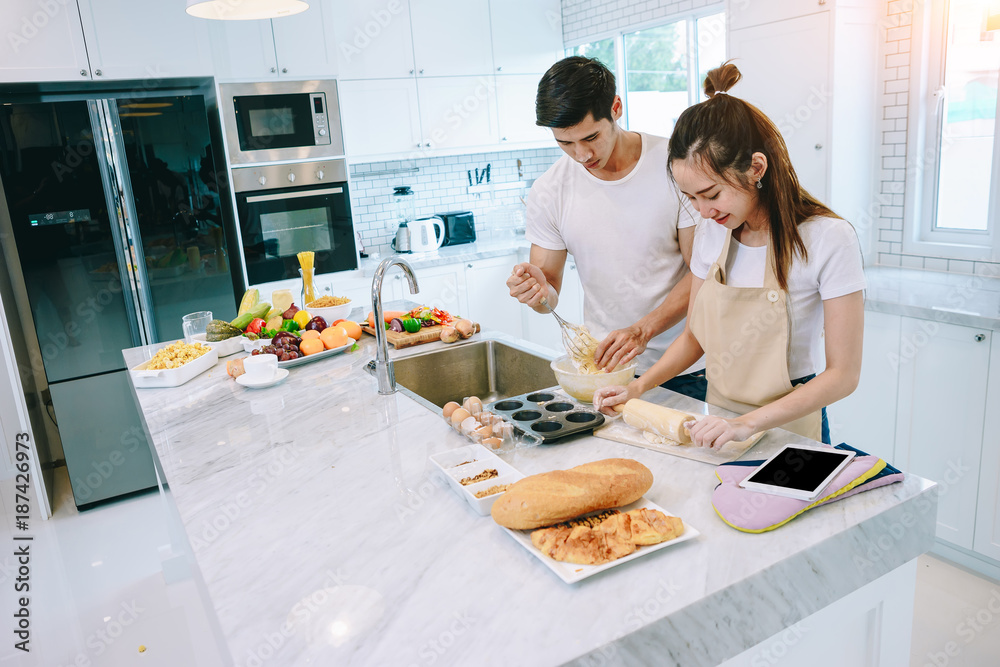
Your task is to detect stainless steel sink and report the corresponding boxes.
[394,340,556,410]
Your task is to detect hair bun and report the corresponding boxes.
[704,60,742,99]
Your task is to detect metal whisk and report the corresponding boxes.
[539,297,599,362]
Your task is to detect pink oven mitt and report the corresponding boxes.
[711,445,905,533]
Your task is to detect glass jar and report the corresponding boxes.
[299,268,316,308]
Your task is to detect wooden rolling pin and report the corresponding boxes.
[613,399,698,445]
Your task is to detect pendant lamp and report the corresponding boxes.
[186,0,309,21]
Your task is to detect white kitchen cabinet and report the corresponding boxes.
[726,0,831,32]
[270,3,339,79]
[208,21,279,80]
[411,263,467,315]
[210,4,337,81]
[827,311,900,461]
[0,0,92,82]
[409,0,493,77]
[496,74,552,144]
[330,0,415,80]
[521,260,584,354]
[974,335,1000,562]
[464,255,523,339]
[489,0,563,75]
[727,2,879,232]
[76,0,212,79]
[339,79,423,157]
[416,76,498,151]
[894,318,989,550]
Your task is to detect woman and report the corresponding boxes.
[594,62,866,448]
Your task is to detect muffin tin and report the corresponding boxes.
[486,389,606,443]
[429,444,525,515]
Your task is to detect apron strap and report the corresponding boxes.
[713,228,735,284]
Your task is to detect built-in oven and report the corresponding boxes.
[233,160,358,285]
[219,80,344,165]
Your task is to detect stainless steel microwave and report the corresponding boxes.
[219,81,345,165]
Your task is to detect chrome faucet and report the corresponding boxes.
[367,256,419,394]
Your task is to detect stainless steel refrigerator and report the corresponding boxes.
[0,79,243,509]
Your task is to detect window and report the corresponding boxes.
[566,11,726,136]
[905,0,1000,259]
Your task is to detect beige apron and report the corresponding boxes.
[688,228,823,441]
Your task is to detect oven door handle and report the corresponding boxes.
[245,187,343,203]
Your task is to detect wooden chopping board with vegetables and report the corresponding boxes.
[362,306,479,348]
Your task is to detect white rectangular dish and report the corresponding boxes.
[501,499,700,584]
[130,345,218,388]
[429,444,524,515]
[189,333,244,357]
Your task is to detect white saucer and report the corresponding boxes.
[236,368,289,389]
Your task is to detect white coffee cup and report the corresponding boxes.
[243,354,278,382]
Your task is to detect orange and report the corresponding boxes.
[320,327,350,350]
[299,338,325,356]
[300,329,321,340]
[339,320,362,340]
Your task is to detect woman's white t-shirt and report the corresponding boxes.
[690,216,866,379]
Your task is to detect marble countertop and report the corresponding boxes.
[124,330,936,667]
[863,265,1000,330]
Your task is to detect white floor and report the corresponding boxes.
[1,468,999,667]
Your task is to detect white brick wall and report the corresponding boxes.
[349,148,562,256]
[874,0,997,274]
[562,0,715,43]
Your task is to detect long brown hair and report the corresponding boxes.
[667,61,837,291]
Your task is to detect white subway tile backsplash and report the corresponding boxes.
[923,257,948,272]
[948,260,975,274]
[900,255,924,269]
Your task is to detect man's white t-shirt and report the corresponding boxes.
[690,216,867,379]
[526,132,698,374]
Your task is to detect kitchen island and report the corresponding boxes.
[124,330,936,667]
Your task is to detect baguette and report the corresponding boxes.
[490,458,653,530]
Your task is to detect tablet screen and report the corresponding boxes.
[745,447,852,492]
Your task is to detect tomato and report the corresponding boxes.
[245,318,266,335]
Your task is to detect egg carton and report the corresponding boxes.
[443,397,543,453]
[486,389,605,443]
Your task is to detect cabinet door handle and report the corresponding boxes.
[409,69,414,75]
[975,333,986,342]
[419,69,424,74]
[270,67,276,73]
[467,264,473,269]
[282,67,288,74]
[80,69,88,77]
[815,143,823,150]
[94,69,102,77]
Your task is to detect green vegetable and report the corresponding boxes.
[280,319,300,332]
[401,317,421,334]
[205,319,243,342]
[230,301,271,330]
[350,342,359,352]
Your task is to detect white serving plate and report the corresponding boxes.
[502,498,700,584]
[429,444,524,515]
[190,333,244,357]
[130,345,218,388]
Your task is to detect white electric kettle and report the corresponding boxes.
[410,216,445,252]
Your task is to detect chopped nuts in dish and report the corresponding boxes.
[474,484,510,498]
[460,468,498,486]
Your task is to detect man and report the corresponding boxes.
[507,56,705,399]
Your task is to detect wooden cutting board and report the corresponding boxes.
[593,417,767,465]
[361,322,480,349]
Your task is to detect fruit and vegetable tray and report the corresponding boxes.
[208,289,362,380]
[361,306,479,349]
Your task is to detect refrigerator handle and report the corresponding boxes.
[89,100,157,347]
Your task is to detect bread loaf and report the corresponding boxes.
[616,399,698,445]
[490,458,653,529]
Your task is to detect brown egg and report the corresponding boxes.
[462,396,483,414]
[442,401,461,419]
[450,407,471,427]
[474,425,493,439]
[482,437,503,450]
